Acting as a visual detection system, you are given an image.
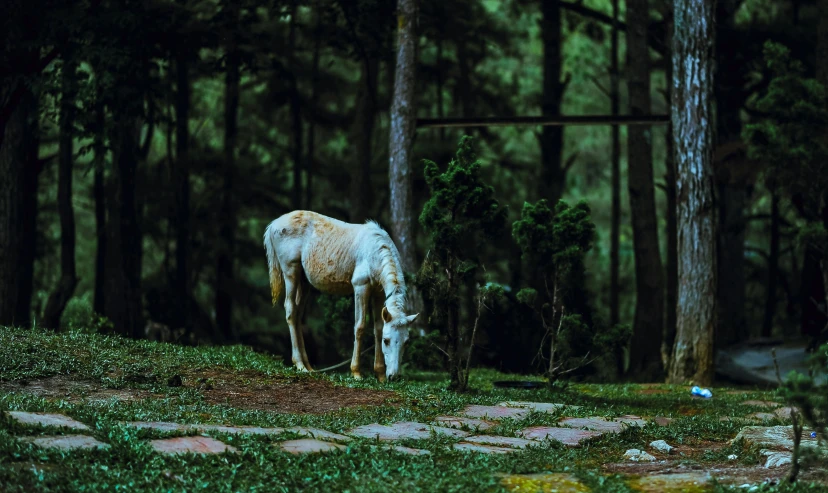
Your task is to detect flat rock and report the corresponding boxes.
[774,407,795,419]
[21,435,109,451]
[762,450,793,468]
[196,424,286,436]
[518,426,604,447]
[497,401,580,413]
[746,412,777,421]
[348,421,469,441]
[287,426,352,442]
[279,438,346,455]
[461,405,529,420]
[558,416,646,433]
[626,472,711,493]
[741,400,781,408]
[433,416,496,431]
[462,435,534,449]
[649,440,673,454]
[149,436,237,455]
[651,417,674,426]
[624,448,656,462]
[384,445,431,456]
[125,421,193,432]
[7,412,89,431]
[452,442,517,454]
[500,473,589,493]
[733,425,820,451]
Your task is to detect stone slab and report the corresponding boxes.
[762,449,793,468]
[497,401,580,413]
[149,436,237,455]
[433,416,496,431]
[746,412,777,421]
[774,407,795,419]
[500,473,590,493]
[385,445,431,456]
[348,421,468,441]
[463,435,534,449]
[453,442,517,454]
[125,421,288,436]
[651,417,674,426]
[732,425,820,451]
[7,412,89,431]
[279,438,346,455]
[461,405,529,420]
[558,416,646,433]
[21,435,109,451]
[518,426,604,447]
[125,421,193,433]
[287,426,352,442]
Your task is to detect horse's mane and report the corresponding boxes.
[364,220,407,318]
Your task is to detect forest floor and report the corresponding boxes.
[1,326,826,492]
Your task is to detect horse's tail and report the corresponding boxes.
[264,222,283,306]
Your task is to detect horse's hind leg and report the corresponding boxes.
[295,277,314,371]
[282,262,310,372]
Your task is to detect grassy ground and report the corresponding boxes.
[0,326,826,493]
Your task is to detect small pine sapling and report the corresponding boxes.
[418,136,507,391]
[512,199,604,383]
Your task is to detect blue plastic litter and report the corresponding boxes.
[690,386,713,399]
[811,432,817,438]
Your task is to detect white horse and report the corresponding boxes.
[264,210,419,381]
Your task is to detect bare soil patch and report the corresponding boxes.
[182,369,396,414]
[0,376,157,403]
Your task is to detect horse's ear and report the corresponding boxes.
[381,306,392,323]
[406,313,419,324]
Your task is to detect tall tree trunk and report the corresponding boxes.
[0,86,33,326]
[350,59,378,223]
[609,0,621,329]
[290,0,303,210]
[762,187,780,337]
[816,0,828,330]
[663,12,678,368]
[388,0,421,296]
[15,92,38,327]
[627,0,665,379]
[216,16,240,343]
[43,54,79,329]
[539,0,566,205]
[104,118,143,338]
[174,44,191,334]
[93,96,107,315]
[667,0,717,386]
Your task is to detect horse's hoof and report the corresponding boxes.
[296,365,310,372]
[376,375,387,383]
[352,373,363,380]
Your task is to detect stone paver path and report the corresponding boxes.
[518,426,604,447]
[384,445,431,456]
[280,439,345,455]
[8,412,90,431]
[461,404,529,420]
[22,435,109,451]
[462,435,534,449]
[433,416,496,431]
[150,436,238,455]
[453,441,517,454]
[498,401,581,413]
[348,421,469,441]
[558,416,647,433]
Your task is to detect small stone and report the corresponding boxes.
[727,454,738,460]
[763,451,792,468]
[149,436,237,455]
[279,438,346,455]
[461,405,529,420]
[433,416,496,431]
[651,417,674,427]
[452,441,517,454]
[518,426,604,447]
[21,435,109,451]
[463,435,534,449]
[7,412,89,431]
[650,440,673,454]
[624,448,657,462]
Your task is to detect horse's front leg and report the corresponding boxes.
[350,284,370,380]
[372,293,386,382]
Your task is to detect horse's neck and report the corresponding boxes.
[374,243,406,311]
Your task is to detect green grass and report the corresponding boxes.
[0,326,825,492]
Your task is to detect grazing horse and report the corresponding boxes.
[264,210,419,381]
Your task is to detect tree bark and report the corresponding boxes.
[93,96,106,315]
[174,43,191,333]
[388,0,421,296]
[43,54,79,329]
[104,117,144,338]
[0,85,33,326]
[350,59,378,223]
[539,0,566,205]
[627,0,665,379]
[667,0,717,386]
[762,188,780,337]
[609,0,621,328]
[216,17,240,343]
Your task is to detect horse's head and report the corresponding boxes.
[380,306,418,381]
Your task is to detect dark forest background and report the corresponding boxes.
[1,0,826,381]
